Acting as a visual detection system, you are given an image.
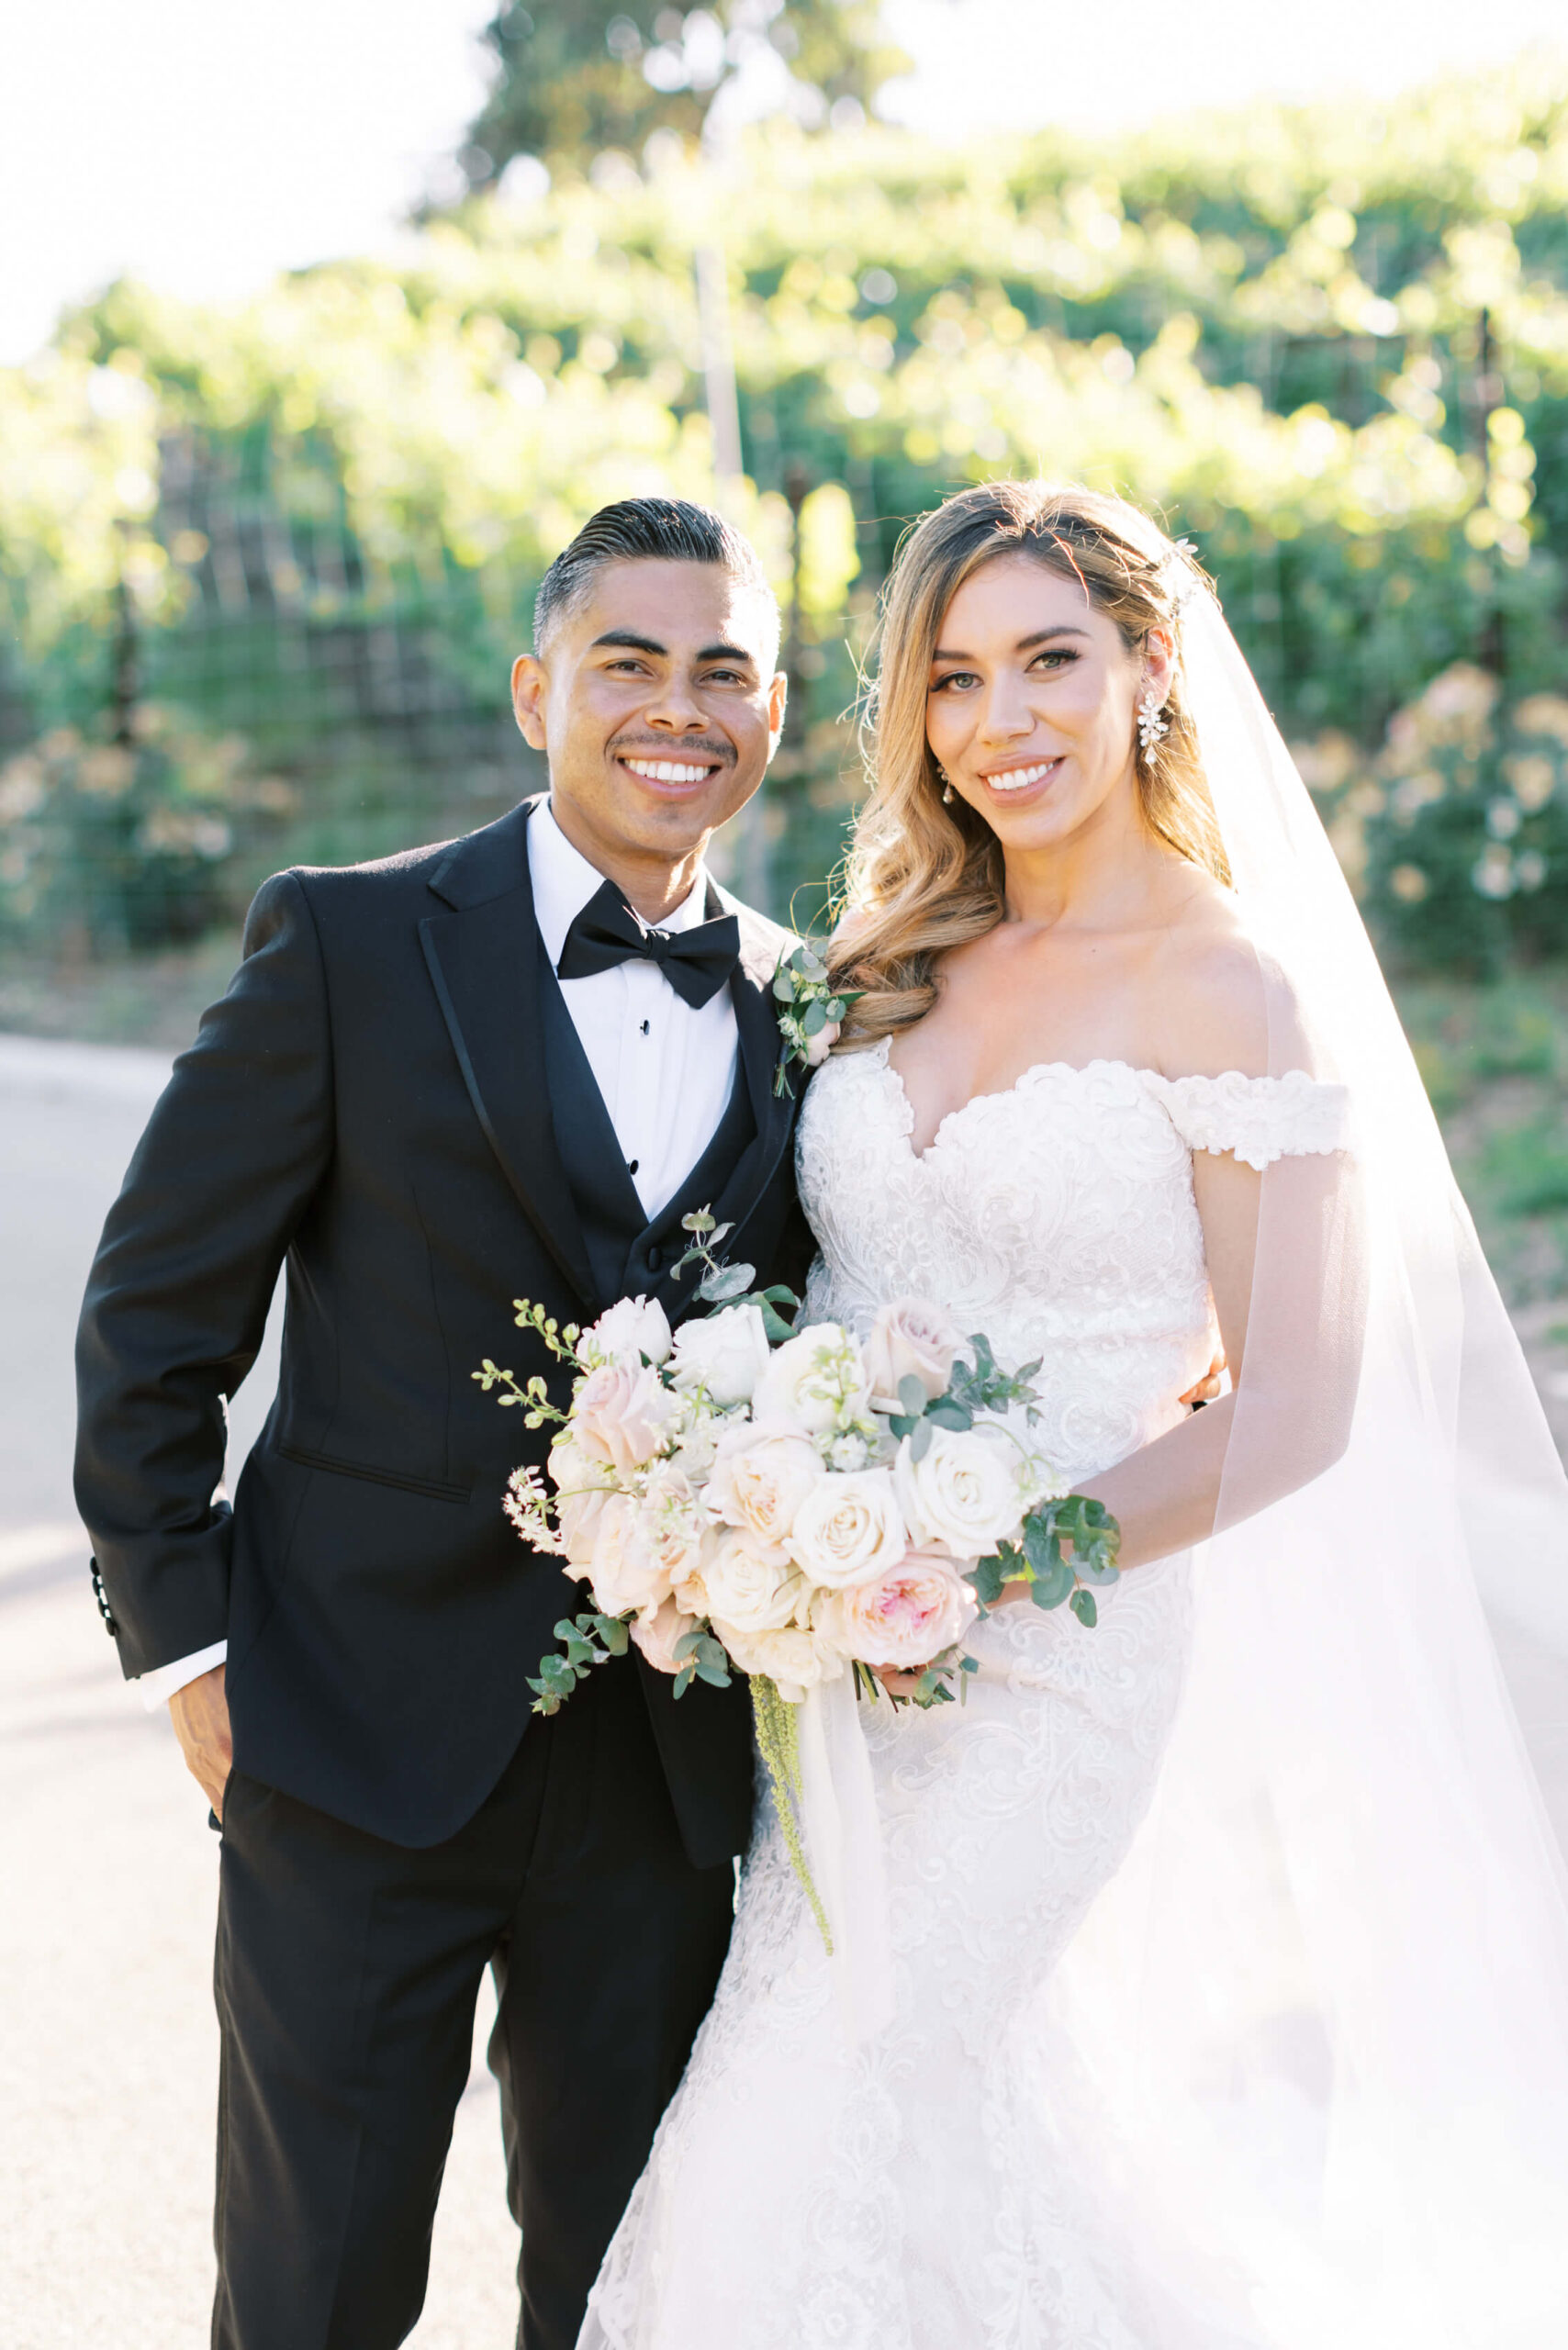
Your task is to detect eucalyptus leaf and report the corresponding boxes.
[801,998,829,1036]
[897,1373,927,1417]
[1030,1553,1075,1608]
[926,1397,973,1430]
[773,970,798,1002]
[1070,1587,1099,1628]
[968,1552,1009,1606]
[909,1417,935,1462]
[1076,1552,1121,1589]
[699,1261,756,1303]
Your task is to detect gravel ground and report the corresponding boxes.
[4,1032,1566,2347]
[0,1036,517,2349]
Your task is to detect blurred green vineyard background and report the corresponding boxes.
[6,43,1568,970]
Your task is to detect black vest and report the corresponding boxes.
[536,935,758,1315]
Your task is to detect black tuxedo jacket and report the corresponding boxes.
[74,799,809,1863]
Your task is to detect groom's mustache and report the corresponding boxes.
[608,733,736,767]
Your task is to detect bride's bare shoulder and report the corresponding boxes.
[1148,871,1276,1080]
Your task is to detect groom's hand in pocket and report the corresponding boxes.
[169,1663,233,1821]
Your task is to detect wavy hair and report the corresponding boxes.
[830,482,1227,1047]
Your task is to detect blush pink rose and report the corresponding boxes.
[630,1595,700,1676]
[813,1550,978,1668]
[586,1493,671,1618]
[572,1360,679,1476]
[863,1299,963,1415]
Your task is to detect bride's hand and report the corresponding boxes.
[870,1662,930,1700]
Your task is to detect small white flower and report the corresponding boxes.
[752,1323,871,1437]
[581,1293,673,1369]
[668,1303,773,1406]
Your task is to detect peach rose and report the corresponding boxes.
[705,1423,825,1545]
[813,1550,978,1668]
[863,1299,963,1415]
[630,1595,700,1676]
[572,1360,679,1476]
[585,1492,671,1618]
[547,1435,617,1567]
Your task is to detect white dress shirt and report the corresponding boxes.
[139,796,740,1710]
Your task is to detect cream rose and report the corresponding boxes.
[585,1492,671,1618]
[893,1425,1025,1556]
[630,1594,700,1676]
[711,1621,846,1703]
[706,1424,825,1544]
[667,1302,772,1406]
[700,1527,802,1633]
[582,1292,672,1369]
[547,1434,617,1566]
[573,1360,679,1476]
[784,1467,907,1589]
[814,1551,978,1668]
[751,1323,870,1437]
[863,1299,963,1414]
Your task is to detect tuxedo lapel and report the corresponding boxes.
[420,800,596,1308]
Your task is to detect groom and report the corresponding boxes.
[74,497,811,2349]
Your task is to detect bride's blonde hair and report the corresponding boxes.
[830,481,1227,1047]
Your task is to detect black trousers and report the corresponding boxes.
[210,1655,737,2350]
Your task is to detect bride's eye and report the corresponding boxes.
[930,669,980,694]
[1029,649,1077,674]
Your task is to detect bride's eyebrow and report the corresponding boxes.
[930,625,1091,662]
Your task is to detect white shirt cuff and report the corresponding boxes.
[139,1639,228,1712]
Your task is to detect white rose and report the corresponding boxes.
[582,1293,672,1369]
[711,1620,846,1704]
[667,1303,772,1406]
[784,1467,907,1590]
[802,1018,840,1068]
[546,1434,617,1566]
[751,1323,870,1437]
[893,1426,1025,1557]
[700,1527,803,1632]
[585,1492,670,1618]
[863,1299,963,1414]
[706,1424,825,1544]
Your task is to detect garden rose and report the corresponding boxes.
[784,1467,907,1589]
[863,1299,963,1414]
[814,1551,978,1668]
[573,1360,679,1475]
[751,1323,870,1436]
[585,1492,671,1617]
[893,1425,1025,1556]
[711,1621,846,1704]
[700,1527,803,1633]
[631,1595,700,1675]
[706,1424,824,1544]
[802,1019,839,1068]
[583,1292,672,1369]
[667,1302,772,1405]
[547,1434,616,1565]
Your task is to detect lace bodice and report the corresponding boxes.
[797,1039,1350,1485]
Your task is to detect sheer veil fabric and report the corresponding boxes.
[1031,587,1568,2345]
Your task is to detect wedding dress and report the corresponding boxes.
[580,1041,1351,2350]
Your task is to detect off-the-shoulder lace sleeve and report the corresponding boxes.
[1142,1069,1352,1170]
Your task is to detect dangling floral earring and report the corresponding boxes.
[1137,688,1169,755]
[935,762,955,805]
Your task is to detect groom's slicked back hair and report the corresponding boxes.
[532,496,779,662]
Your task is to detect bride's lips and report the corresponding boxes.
[974,755,1065,809]
[614,751,728,800]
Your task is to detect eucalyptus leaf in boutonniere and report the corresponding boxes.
[771,942,863,1097]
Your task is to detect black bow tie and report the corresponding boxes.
[556,878,741,1010]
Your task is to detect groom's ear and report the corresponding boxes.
[511,653,548,751]
[766,667,788,761]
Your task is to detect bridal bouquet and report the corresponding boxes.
[477,1214,1120,1938]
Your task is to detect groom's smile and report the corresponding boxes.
[511,554,787,913]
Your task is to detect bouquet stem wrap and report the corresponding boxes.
[794,1673,895,2042]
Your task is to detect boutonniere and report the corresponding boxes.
[770,942,863,1097]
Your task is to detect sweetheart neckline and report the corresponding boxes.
[870,1039,1170,1163]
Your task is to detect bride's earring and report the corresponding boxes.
[1137,688,1169,755]
[936,763,955,805]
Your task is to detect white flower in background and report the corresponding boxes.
[639,1466,711,1588]
[752,1323,871,1437]
[667,1302,772,1405]
[706,1424,825,1544]
[814,1551,979,1667]
[712,1621,846,1703]
[894,1425,1026,1557]
[546,1434,617,1565]
[585,1492,671,1618]
[824,1427,880,1472]
[572,1360,680,1475]
[700,1527,803,1633]
[863,1299,963,1413]
[581,1293,672,1369]
[785,1467,907,1589]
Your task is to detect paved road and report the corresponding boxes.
[0,1037,517,2349]
[5,1034,1567,2346]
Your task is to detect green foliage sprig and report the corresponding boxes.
[771,943,863,1096]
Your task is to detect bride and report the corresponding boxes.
[580,483,1568,2348]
